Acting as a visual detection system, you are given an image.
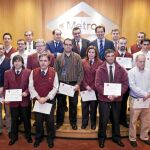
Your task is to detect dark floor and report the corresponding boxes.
[0,128,150,150]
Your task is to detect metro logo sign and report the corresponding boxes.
[46,2,118,40]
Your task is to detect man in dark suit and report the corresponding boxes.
[72,27,90,59]
[95,49,128,148]
[90,25,115,60]
[0,43,11,136]
[4,55,32,145]
[46,29,64,58]
[24,31,36,53]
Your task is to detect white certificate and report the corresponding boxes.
[116,57,132,69]
[5,89,22,101]
[33,101,52,115]
[80,90,97,102]
[104,83,121,96]
[133,98,150,109]
[58,82,75,97]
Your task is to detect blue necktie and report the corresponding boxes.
[99,40,104,60]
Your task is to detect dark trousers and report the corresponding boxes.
[81,100,98,126]
[98,101,121,141]
[120,88,129,124]
[56,93,78,126]
[10,106,31,140]
[35,100,55,143]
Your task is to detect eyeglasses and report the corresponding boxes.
[143,43,150,46]
[17,43,25,45]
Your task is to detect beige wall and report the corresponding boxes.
[0,0,149,47]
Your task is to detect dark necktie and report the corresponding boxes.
[120,53,124,57]
[55,42,58,48]
[41,70,45,76]
[114,41,118,50]
[76,41,80,54]
[109,66,113,82]
[89,60,93,66]
[16,70,20,75]
[99,40,104,60]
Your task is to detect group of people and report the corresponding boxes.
[0,25,150,149]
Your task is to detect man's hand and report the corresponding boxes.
[74,84,80,91]
[86,86,92,91]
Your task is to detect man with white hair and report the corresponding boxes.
[128,54,150,147]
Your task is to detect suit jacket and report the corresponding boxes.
[95,62,128,102]
[0,57,10,87]
[115,50,133,58]
[46,40,64,58]
[90,38,115,60]
[81,58,103,91]
[4,68,31,107]
[130,43,141,54]
[72,38,90,59]
[27,52,54,70]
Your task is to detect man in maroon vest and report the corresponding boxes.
[4,55,32,145]
[29,53,58,148]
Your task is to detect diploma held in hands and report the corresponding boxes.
[116,57,132,69]
[33,101,52,115]
[104,83,121,96]
[5,89,22,101]
[80,90,97,102]
[132,98,150,109]
[58,82,75,97]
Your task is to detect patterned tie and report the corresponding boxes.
[109,66,113,83]
[41,70,45,76]
[99,40,104,60]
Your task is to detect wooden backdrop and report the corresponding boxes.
[0,0,149,47]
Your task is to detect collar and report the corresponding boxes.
[41,68,48,74]
[15,68,22,73]
[106,62,115,68]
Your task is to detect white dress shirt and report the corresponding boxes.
[29,71,59,100]
[128,66,150,98]
[0,55,5,65]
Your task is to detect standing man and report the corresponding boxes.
[46,29,64,58]
[90,25,115,60]
[10,39,28,68]
[111,28,120,50]
[72,27,90,59]
[95,49,128,148]
[24,30,36,54]
[27,39,54,70]
[55,38,83,130]
[115,37,132,128]
[3,33,16,58]
[133,38,150,69]
[129,32,146,54]
[128,54,150,147]
[4,55,32,145]
[29,53,59,148]
[0,43,11,136]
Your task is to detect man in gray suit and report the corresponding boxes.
[90,25,115,60]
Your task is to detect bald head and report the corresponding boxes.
[136,54,146,70]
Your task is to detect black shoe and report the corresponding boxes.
[48,141,54,148]
[34,141,40,147]
[56,123,63,130]
[130,141,137,147]
[91,125,96,130]
[120,122,129,128]
[8,139,17,145]
[140,139,150,145]
[26,137,33,143]
[65,106,68,112]
[71,124,77,130]
[99,140,105,148]
[113,140,124,147]
[81,125,87,129]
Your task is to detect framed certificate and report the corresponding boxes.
[116,57,132,69]
[5,89,22,101]
[104,83,121,96]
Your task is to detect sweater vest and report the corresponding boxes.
[33,67,55,97]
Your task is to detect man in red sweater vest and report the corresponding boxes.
[29,53,58,148]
